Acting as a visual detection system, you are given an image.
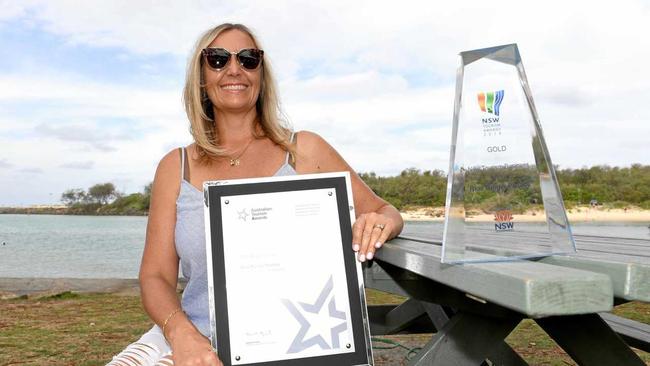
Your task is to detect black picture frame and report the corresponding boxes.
[203,173,372,366]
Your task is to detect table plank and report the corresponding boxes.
[375,238,613,317]
[399,224,650,302]
[538,255,650,302]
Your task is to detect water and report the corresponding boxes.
[0,214,648,279]
[0,214,146,279]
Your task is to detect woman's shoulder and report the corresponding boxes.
[157,143,197,169]
[293,130,346,172]
[157,148,182,174]
[294,130,330,152]
[153,145,192,188]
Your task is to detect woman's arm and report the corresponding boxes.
[294,131,404,261]
[139,150,221,365]
[139,150,187,338]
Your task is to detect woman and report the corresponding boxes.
[108,23,403,366]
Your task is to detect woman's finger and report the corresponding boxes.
[358,213,379,262]
[374,220,392,250]
[364,221,390,260]
[352,214,366,252]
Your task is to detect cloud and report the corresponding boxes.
[0,1,216,56]
[18,167,43,174]
[59,161,94,169]
[0,73,183,122]
[0,158,13,168]
[4,1,648,79]
[0,68,188,154]
[0,0,28,21]
[35,124,121,152]
[536,87,591,107]
[1,0,649,206]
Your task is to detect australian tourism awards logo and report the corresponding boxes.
[478,90,504,136]
[236,207,272,222]
[494,210,514,232]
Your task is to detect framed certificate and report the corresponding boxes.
[203,172,373,366]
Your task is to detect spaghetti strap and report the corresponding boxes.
[179,147,190,182]
[183,148,190,181]
[179,148,185,182]
[285,131,296,164]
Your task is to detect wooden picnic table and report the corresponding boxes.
[365,223,650,365]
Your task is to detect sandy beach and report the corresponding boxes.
[401,206,650,223]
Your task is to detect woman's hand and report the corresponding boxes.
[352,211,397,262]
[169,324,223,366]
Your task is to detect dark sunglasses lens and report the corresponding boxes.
[205,49,230,69]
[237,49,262,70]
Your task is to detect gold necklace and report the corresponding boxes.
[228,138,255,166]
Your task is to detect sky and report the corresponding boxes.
[1,0,649,206]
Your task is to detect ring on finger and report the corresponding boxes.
[373,223,385,230]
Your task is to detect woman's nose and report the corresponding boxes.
[225,55,241,76]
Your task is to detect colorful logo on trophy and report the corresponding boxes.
[494,210,514,232]
[478,90,504,116]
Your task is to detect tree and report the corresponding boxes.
[88,183,117,204]
[61,189,86,206]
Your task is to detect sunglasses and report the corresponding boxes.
[201,48,264,71]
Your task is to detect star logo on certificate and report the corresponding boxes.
[282,276,348,353]
[237,209,249,221]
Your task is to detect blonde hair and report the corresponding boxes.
[183,23,294,163]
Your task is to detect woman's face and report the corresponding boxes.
[203,29,262,115]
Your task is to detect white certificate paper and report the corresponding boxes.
[204,172,372,366]
[222,188,353,363]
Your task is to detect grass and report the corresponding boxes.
[0,293,150,365]
[1,290,649,365]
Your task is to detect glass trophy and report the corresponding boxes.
[441,44,576,264]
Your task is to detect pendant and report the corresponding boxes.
[229,158,240,166]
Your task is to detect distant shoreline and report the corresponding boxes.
[401,206,650,223]
[0,207,146,216]
[0,277,186,299]
[3,205,650,222]
[0,278,140,298]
